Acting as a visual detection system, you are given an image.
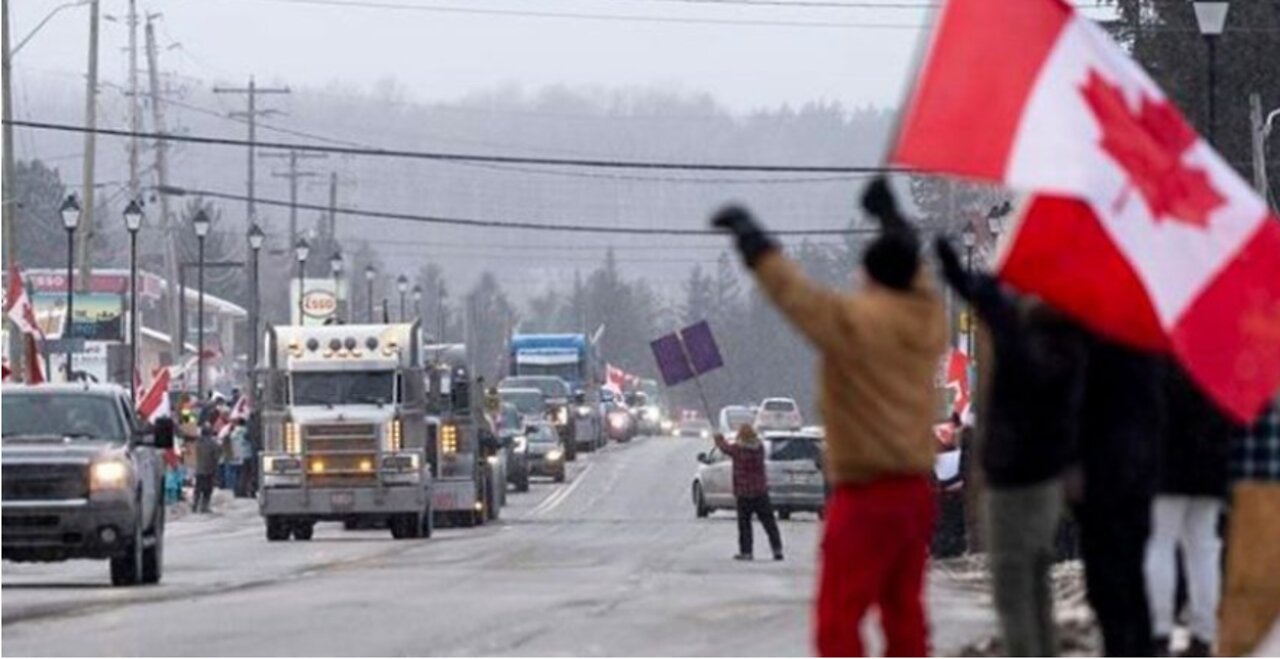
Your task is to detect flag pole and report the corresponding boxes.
[673,329,715,424]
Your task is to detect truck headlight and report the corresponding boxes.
[575,405,592,417]
[386,418,403,452]
[285,422,300,454]
[440,424,458,455]
[643,408,660,422]
[90,460,130,490]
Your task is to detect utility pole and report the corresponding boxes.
[126,0,140,201]
[75,0,100,291]
[262,149,326,256]
[1250,93,1271,208]
[212,78,289,221]
[3,0,21,378]
[145,16,183,364]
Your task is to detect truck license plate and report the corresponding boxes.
[330,491,355,510]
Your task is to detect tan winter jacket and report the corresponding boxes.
[754,251,947,485]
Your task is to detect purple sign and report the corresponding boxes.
[650,321,724,386]
[680,321,723,375]
[651,333,694,386]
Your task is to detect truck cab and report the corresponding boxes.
[257,323,432,541]
[423,343,506,528]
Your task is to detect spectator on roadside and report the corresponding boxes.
[192,424,219,513]
[1144,367,1237,657]
[232,418,253,498]
[936,237,1089,657]
[712,424,783,561]
[1075,338,1166,657]
[711,177,947,657]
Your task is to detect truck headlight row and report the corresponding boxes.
[285,422,300,454]
[440,424,458,455]
[386,418,403,452]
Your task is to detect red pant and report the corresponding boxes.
[815,476,936,657]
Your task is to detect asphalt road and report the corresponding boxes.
[2,436,996,656]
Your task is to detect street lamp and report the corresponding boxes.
[330,251,344,323]
[247,223,265,387]
[364,265,376,322]
[192,209,211,399]
[59,195,81,380]
[1194,1,1229,144]
[412,284,422,323]
[123,199,143,402]
[437,282,447,343]
[396,275,409,321]
[961,224,977,357]
[294,238,310,325]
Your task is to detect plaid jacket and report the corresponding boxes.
[1232,400,1280,482]
[715,435,769,498]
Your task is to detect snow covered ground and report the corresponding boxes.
[3,436,997,656]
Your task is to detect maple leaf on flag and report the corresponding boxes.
[1079,70,1225,228]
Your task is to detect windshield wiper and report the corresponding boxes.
[351,395,387,407]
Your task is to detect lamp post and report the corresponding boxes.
[412,285,422,323]
[123,199,143,401]
[1194,2,1229,144]
[396,275,408,322]
[962,225,977,357]
[294,238,310,325]
[192,209,211,399]
[364,265,375,322]
[247,223,265,387]
[329,251,343,323]
[59,195,81,380]
[437,282,447,343]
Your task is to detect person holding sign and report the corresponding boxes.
[713,424,783,562]
[711,178,947,657]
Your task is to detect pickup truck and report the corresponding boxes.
[2,383,174,586]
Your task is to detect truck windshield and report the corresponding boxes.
[2,393,127,442]
[292,372,395,406]
[500,377,570,399]
[513,363,580,382]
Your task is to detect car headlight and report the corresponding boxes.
[575,405,593,417]
[546,449,563,461]
[643,408,660,422]
[701,429,711,439]
[90,460,130,490]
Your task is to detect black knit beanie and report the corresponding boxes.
[862,230,920,291]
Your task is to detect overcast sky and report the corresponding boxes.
[11,0,941,113]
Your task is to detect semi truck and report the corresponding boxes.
[257,323,433,541]
[424,343,506,528]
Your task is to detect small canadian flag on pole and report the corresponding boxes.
[892,0,1280,421]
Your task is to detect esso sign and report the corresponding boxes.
[302,290,337,318]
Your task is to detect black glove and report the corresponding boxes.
[933,236,968,291]
[710,205,779,269]
[860,176,911,235]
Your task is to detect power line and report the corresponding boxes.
[160,185,876,236]
[6,119,907,174]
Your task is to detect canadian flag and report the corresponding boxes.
[5,265,45,340]
[604,363,636,396]
[944,348,971,420]
[137,367,172,424]
[892,0,1280,421]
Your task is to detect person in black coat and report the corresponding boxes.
[1075,338,1166,657]
[936,237,1088,656]
[1144,366,1236,656]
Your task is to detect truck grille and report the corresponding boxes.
[302,423,379,487]
[1,464,88,501]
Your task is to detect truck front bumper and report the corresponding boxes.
[2,498,138,561]
[260,485,426,520]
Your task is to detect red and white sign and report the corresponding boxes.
[891,0,1280,421]
[302,290,337,318]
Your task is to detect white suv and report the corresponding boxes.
[755,398,803,432]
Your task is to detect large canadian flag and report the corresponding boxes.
[892,0,1280,421]
[137,367,172,424]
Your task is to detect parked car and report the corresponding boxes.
[717,405,756,436]
[754,398,803,432]
[2,383,175,586]
[692,430,825,520]
[523,421,566,483]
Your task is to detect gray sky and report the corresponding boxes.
[11,0,936,113]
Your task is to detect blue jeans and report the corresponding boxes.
[222,464,240,494]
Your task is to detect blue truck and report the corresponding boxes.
[506,334,603,459]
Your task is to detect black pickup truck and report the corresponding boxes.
[2,383,174,586]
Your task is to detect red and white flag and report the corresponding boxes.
[5,265,44,340]
[892,0,1280,420]
[137,367,171,424]
[944,348,971,419]
[229,394,250,422]
[604,363,637,396]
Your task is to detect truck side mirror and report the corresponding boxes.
[152,417,176,450]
